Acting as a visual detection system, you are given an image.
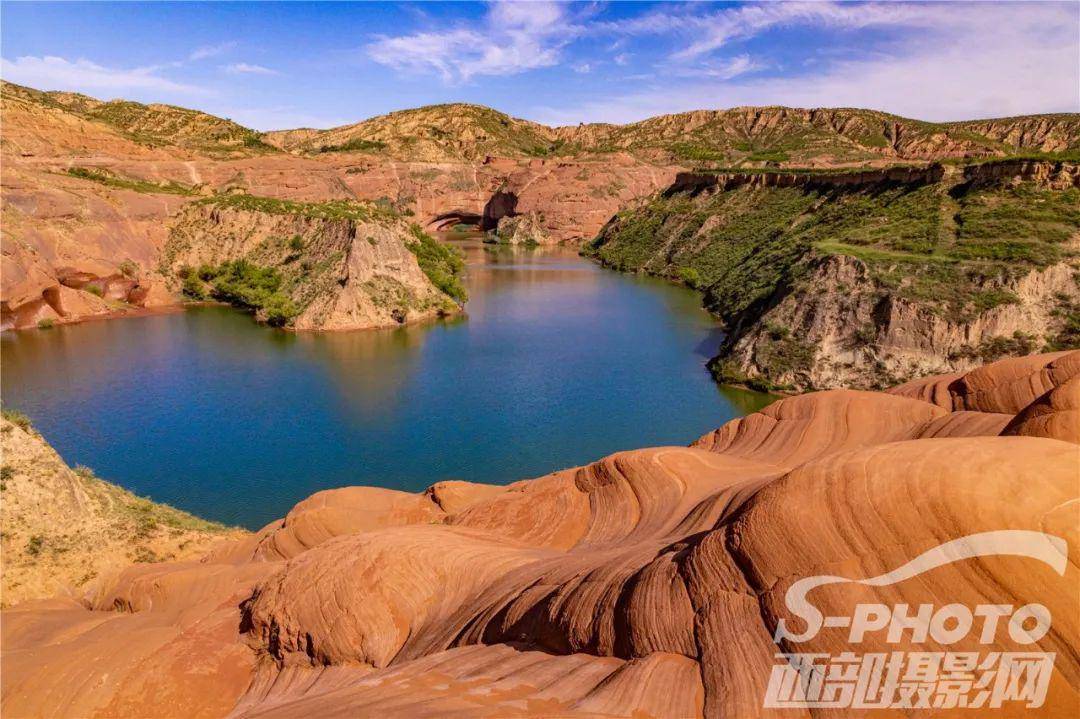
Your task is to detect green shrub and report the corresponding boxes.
[182,259,298,325]
[1,408,32,431]
[36,318,55,330]
[85,284,104,297]
[405,226,467,303]
[182,274,207,300]
[118,260,139,278]
[677,267,702,288]
[288,235,304,251]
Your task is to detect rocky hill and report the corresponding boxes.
[3,78,1079,380]
[0,411,242,607]
[264,102,557,161]
[1,352,1076,716]
[2,81,275,156]
[268,100,1080,165]
[588,160,1080,391]
[161,194,465,330]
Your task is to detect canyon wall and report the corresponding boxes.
[4,81,1078,332]
[589,160,1080,391]
[1,352,1077,717]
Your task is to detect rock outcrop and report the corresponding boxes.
[161,196,464,330]
[589,160,1080,391]
[2,353,1077,717]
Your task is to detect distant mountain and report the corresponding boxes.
[5,81,1078,165]
[1,81,275,156]
[265,100,1080,165]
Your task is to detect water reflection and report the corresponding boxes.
[2,243,773,529]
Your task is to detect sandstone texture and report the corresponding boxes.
[2,353,1077,717]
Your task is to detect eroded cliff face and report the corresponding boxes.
[162,198,462,331]
[1,353,1077,717]
[720,254,1079,391]
[590,160,1080,392]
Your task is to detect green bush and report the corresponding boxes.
[406,226,467,304]
[1,408,32,431]
[118,260,139,278]
[25,535,45,556]
[288,235,304,251]
[181,259,298,325]
[85,284,104,298]
[677,267,702,288]
[36,318,55,330]
[182,273,207,300]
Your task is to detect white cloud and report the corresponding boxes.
[223,62,278,76]
[573,63,593,74]
[532,1,1079,124]
[613,53,631,66]
[189,42,236,61]
[0,55,202,95]
[678,54,764,81]
[366,0,578,83]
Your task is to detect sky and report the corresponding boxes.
[1,1,1077,131]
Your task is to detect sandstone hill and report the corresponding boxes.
[3,81,275,156]
[266,101,1080,165]
[3,80,1079,378]
[161,194,465,330]
[0,411,242,608]
[1,352,1076,717]
[588,160,1080,391]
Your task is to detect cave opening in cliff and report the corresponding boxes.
[426,210,484,233]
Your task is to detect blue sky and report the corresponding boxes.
[2,1,1077,130]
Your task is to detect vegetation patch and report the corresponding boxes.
[65,167,197,195]
[1,408,32,431]
[198,194,398,223]
[179,260,297,326]
[315,138,388,154]
[405,226,467,304]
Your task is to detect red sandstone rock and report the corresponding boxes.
[3,355,1077,717]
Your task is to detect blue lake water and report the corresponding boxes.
[0,241,772,529]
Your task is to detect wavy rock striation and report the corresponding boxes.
[2,352,1077,717]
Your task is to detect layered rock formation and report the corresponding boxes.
[589,160,1080,391]
[5,80,1078,331]
[2,353,1077,717]
[161,196,464,330]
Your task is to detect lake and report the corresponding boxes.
[0,241,773,529]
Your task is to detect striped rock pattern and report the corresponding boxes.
[3,352,1078,718]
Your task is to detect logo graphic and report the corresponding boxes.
[764,531,1066,711]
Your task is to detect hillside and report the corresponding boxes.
[588,160,1080,391]
[1,81,276,156]
[1,352,1077,716]
[0,411,242,607]
[264,102,558,160]
[267,99,1080,165]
